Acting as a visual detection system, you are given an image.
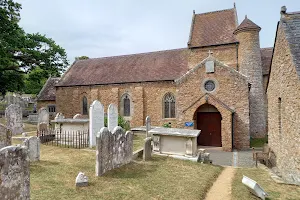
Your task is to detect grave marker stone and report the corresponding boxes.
[5,104,23,135]
[108,104,118,131]
[0,146,30,200]
[37,107,49,131]
[89,100,104,147]
[0,124,11,149]
[146,116,151,137]
[75,172,88,187]
[22,136,40,162]
[143,137,152,161]
[96,126,133,176]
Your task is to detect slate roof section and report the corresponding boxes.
[57,49,189,86]
[261,48,273,75]
[281,13,300,78]
[234,17,261,34]
[188,8,238,48]
[37,77,60,101]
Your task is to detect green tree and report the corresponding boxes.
[0,0,69,96]
[75,56,89,60]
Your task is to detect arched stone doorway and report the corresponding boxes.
[194,104,222,147]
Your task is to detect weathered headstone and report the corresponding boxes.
[146,116,151,137]
[89,100,104,147]
[37,107,49,131]
[75,172,88,187]
[96,126,133,176]
[96,127,113,176]
[0,146,30,200]
[0,124,11,149]
[5,104,23,135]
[22,136,40,162]
[143,137,152,161]
[108,104,118,131]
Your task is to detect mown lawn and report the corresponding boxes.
[30,145,223,200]
[232,168,300,200]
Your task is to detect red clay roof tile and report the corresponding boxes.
[188,8,238,48]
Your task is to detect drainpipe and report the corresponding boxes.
[231,112,235,151]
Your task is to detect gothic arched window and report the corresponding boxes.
[123,95,130,116]
[120,93,132,117]
[82,96,88,115]
[163,93,176,118]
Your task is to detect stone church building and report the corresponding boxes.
[54,6,273,151]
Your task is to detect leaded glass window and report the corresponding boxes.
[164,93,176,118]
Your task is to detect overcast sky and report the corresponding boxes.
[18,0,300,64]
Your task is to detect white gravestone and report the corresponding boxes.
[75,172,88,187]
[108,104,118,132]
[146,116,151,137]
[37,107,49,131]
[5,104,23,135]
[89,100,104,147]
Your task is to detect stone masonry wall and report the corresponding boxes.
[37,100,55,111]
[236,31,266,138]
[188,44,238,69]
[267,25,300,185]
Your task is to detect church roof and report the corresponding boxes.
[57,49,189,86]
[37,77,60,101]
[261,47,273,75]
[281,11,300,78]
[188,8,238,48]
[234,16,261,34]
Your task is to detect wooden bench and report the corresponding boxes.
[253,144,271,167]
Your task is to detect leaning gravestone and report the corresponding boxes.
[5,104,23,135]
[96,126,133,176]
[0,146,30,200]
[108,104,118,131]
[0,124,11,149]
[37,107,49,131]
[89,100,104,147]
[22,136,40,162]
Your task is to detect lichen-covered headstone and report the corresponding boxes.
[108,104,118,132]
[96,126,133,176]
[37,107,49,131]
[75,172,88,187]
[0,124,11,149]
[5,104,23,135]
[89,100,104,147]
[22,136,40,162]
[96,127,113,176]
[146,116,151,137]
[143,137,152,161]
[0,146,30,200]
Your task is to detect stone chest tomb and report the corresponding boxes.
[149,127,201,157]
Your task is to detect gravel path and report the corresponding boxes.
[205,167,236,200]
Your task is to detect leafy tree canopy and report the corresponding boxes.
[0,0,69,96]
[75,56,89,60]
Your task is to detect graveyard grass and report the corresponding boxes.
[232,168,300,200]
[0,117,37,133]
[30,145,223,200]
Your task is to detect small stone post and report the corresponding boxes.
[146,116,151,137]
[143,137,152,161]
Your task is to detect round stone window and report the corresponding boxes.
[204,80,215,92]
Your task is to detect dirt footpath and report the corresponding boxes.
[205,167,236,200]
